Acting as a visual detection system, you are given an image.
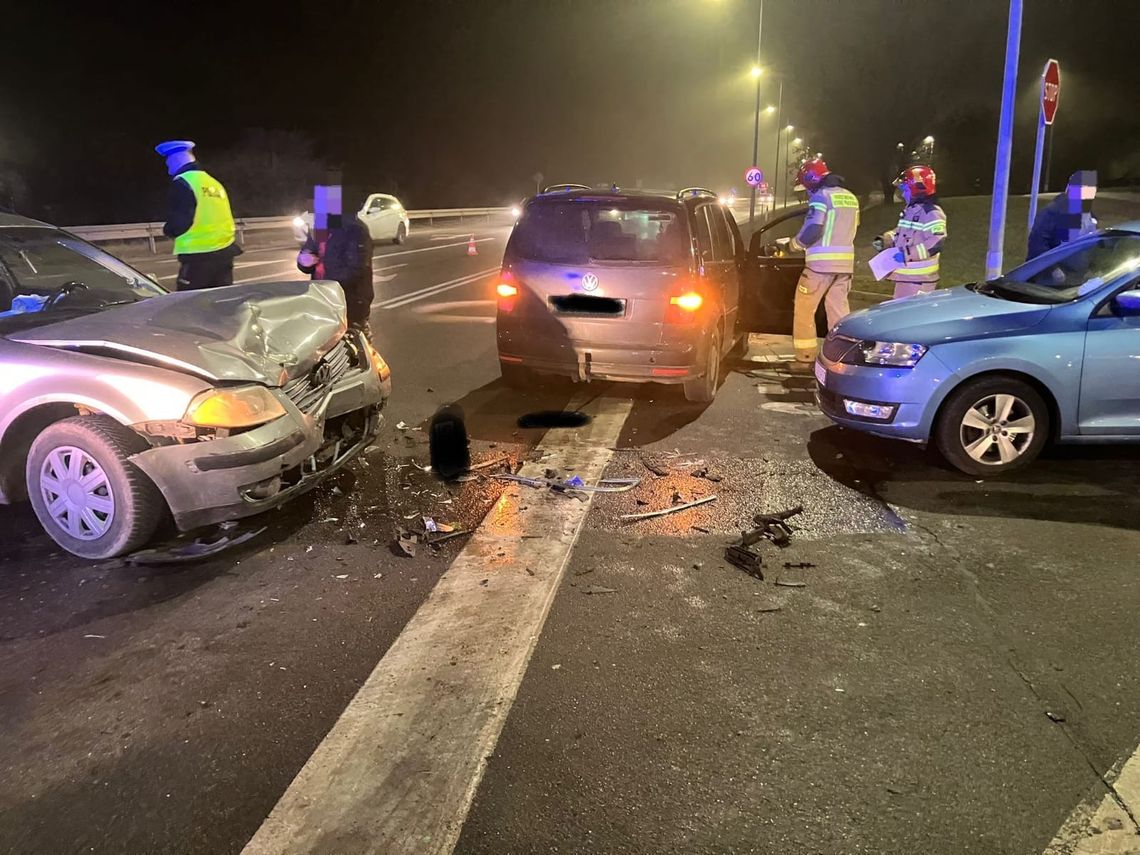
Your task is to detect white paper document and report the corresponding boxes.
[869,247,905,281]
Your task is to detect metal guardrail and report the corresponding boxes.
[64,207,511,253]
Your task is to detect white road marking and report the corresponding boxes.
[372,237,495,261]
[243,396,633,855]
[376,267,499,310]
[1044,741,1140,853]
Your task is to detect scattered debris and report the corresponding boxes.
[525,567,535,576]
[741,505,804,549]
[581,585,617,595]
[492,473,640,500]
[396,530,423,557]
[670,490,684,505]
[126,527,266,565]
[454,474,479,483]
[373,573,384,579]
[783,561,816,570]
[691,525,711,534]
[692,468,723,483]
[335,574,349,580]
[331,486,344,497]
[319,517,340,523]
[305,545,314,553]
[725,544,764,580]
[551,663,562,670]
[1046,711,1066,723]
[396,421,422,431]
[83,634,106,639]
[467,454,512,472]
[423,516,439,533]
[410,459,432,473]
[640,457,671,477]
[775,579,807,588]
[427,529,468,546]
[755,605,782,614]
[620,495,716,522]
[344,532,359,545]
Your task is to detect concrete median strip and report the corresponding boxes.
[1044,740,1140,854]
[242,396,632,855]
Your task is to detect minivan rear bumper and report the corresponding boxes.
[498,320,705,383]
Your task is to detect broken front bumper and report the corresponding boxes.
[131,351,390,531]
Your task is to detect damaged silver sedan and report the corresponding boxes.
[0,214,391,559]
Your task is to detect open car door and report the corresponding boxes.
[738,204,828,336]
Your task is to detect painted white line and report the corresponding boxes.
[1044,740,1140,853]
[372,237,494,261]
[375,267,499,310]
[243,396,633,855]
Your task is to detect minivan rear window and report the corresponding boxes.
[510,202,689,265]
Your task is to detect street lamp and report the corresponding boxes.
[750,65,763,79]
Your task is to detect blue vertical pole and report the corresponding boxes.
[985,0,1023,281]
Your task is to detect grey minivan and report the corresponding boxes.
[495,188,748,402]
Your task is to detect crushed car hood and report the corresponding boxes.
[11,280,348,386]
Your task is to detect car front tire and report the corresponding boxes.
[26,415,164,559]
[393,224,407,245]
[935,376,1050,476]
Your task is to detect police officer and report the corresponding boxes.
[873,165,947,299]
[155,140,240,290]
[789,158,860,365]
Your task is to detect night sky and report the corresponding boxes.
[1,0,1136,224]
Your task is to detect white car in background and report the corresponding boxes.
[292,194,411,245]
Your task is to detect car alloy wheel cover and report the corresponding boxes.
[39,445,116,540]
[959,393,1036,466]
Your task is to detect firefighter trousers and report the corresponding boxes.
[793,268,851,363]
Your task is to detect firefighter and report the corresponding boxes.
[873,165,947,299]
[789,158,860,365]
[155,140,241,290]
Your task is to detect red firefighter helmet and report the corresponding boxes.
[795,158,831,191]
[896,165,937,200]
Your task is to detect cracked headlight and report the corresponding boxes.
[840,340,928,368]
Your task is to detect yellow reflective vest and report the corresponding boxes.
[794,185,860,273]
[173,169,235,256]
[882,199,947,284]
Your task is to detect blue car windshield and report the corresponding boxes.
[976,234,1140,304]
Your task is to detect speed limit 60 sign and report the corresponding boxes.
[745,167,764,187]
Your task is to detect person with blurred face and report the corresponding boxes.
[873,165,947,300]
[1027,170,1098,260]
[155,140,240,290]
[788,158,860,365]
[297,187,375,339]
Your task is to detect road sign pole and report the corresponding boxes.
[985,0,1023,282]
[1028,109,1046,229]
[1044,122,1055,192]
[749,0,763,229]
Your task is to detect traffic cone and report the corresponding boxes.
[467,235,478,256]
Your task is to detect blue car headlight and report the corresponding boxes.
[840,340,928,368]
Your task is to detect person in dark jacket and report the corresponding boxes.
[156,140,242,290]
[297,189,375,338]
[1027,170,1098,261]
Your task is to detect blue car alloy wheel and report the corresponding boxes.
[934,376,1050,476]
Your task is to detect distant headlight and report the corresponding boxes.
[183,386,286,429]
[840,340,928,368]
[509,205,522,218]
[292,216,306,229]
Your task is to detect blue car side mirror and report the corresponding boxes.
[1115,290,1140,316]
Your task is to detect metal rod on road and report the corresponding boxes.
[748,0,763,229]
[984,0,1023,282]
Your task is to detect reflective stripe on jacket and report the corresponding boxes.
[796,186,860,273]
[882,200,946,284]
[173,170,236,256]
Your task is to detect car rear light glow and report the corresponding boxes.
[496,283,518,298]
[670,292,703,312]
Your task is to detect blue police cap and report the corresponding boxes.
[154,140,196,157]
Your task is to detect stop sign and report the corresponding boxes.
[1041,58,1061,126]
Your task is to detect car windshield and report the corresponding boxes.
[510,201,689,265]
[975,233,1140,304]
[0,227,165,331]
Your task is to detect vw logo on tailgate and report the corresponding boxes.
[581,273,599,292]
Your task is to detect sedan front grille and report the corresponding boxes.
[821,334,858,363]
[282,337,359,415]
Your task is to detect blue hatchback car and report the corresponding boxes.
[815,225,1140,475]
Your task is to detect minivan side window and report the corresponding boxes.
[694,206,714,262]
[707,206,734,261]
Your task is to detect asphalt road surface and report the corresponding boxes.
[2,217,1139,855]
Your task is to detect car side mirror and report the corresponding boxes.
[1114,290,1140,316]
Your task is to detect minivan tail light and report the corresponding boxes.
[670,292,703,312]
[496,283,518,298]
[497,271,519,313]
[666,290,703,324]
